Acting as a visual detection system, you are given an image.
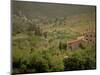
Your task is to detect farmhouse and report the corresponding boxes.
[67,30,96,50]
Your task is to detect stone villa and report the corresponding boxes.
[67,30,96,50]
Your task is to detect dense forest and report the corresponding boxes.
[12,1,96,74]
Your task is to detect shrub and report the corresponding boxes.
[59,41,67,50]
[64,47,96,71]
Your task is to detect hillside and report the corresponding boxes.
[12,1,95,17]
[12,1,96,74]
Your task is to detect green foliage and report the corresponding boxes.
[59,41,67,50]
[64,46,96,71]
[34,26,42,36]
[48,55,64,71]
[79,43,86,49]
[13,46,65,73]
[43,32,48,38]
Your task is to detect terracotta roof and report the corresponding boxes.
[67,39,82,45]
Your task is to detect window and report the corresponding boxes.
[90,39,92,42]
[86,34,88,37]
[90,35,92,37]
[86,38,88,40]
